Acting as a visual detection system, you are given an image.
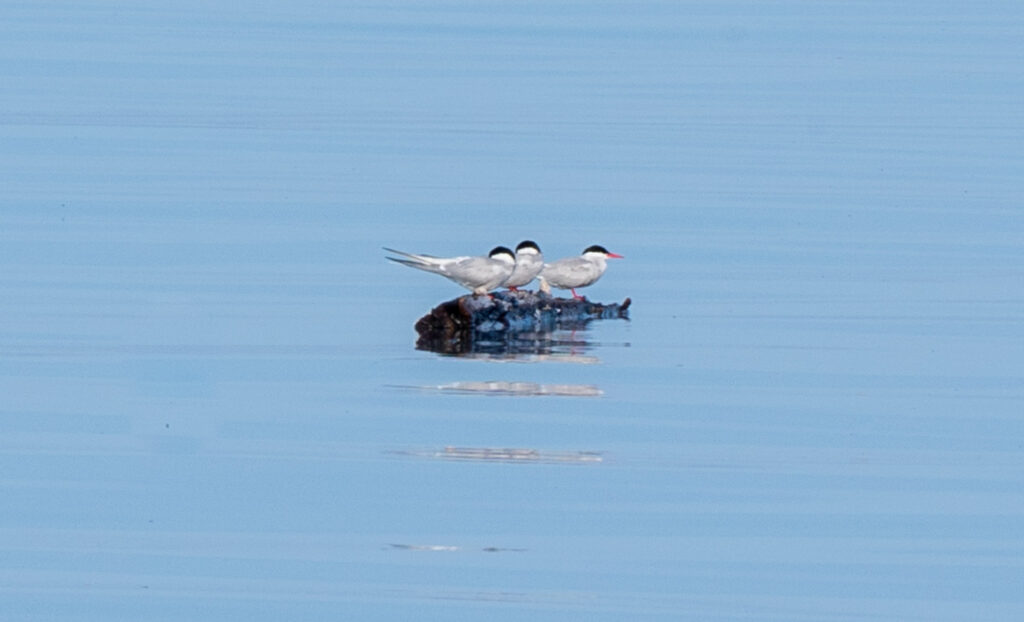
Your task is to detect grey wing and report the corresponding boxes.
[521,254,544,277]
[543,257,595,286]
[446,256,497,280]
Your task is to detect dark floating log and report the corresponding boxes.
[414,290,630,354]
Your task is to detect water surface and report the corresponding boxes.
[2,2,1023,620]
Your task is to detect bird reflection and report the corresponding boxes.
[405,380,602,397]
[390,446,604,464]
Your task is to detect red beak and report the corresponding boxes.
[607,252,624,259]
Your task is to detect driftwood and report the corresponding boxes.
[414,290,630,354]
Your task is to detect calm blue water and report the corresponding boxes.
[2,2,1023,620]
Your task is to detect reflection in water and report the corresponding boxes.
[388,543,527,553]
[417,325,604,359]
[388,543,459,552]
[390,446,604,464]
[404,381,602,397]
[454,351,602,364]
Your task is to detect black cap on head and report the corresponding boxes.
[489,246,515,258]
[516,240,540,252]
[583,244,610,254]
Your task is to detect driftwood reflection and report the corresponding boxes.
[417,326,601,359]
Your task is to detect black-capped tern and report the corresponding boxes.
[504,240,544,291]
[539,244,623,300]
[384,245,516,295]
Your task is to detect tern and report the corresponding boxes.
[504,240,544,291]
[539,244,623,300]
[384,245,516,295]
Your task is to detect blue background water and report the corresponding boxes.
[2,2,1023,620]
